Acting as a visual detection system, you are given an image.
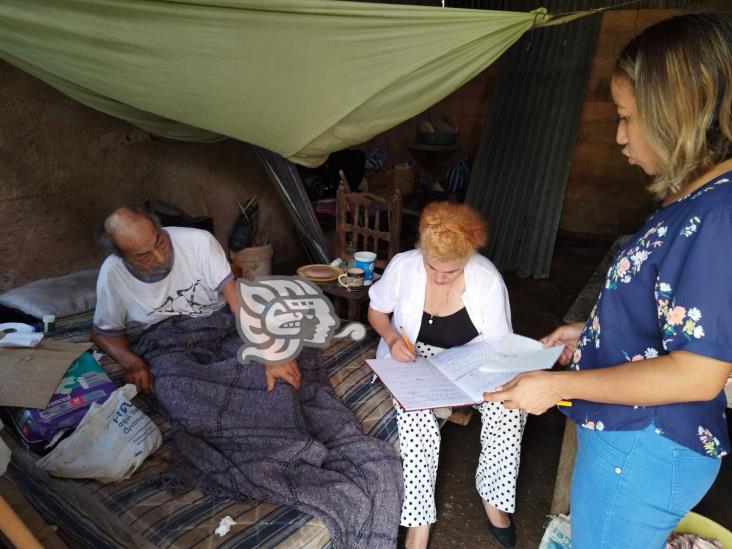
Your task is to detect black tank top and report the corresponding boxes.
[417,306,479,349]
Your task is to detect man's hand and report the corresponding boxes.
[123,361,154,394]
[540,322,584,366]
[264,359,301,391]
[92,330,154,394]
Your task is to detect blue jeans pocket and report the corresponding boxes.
[668,449,720,515]
[581,427,638,473]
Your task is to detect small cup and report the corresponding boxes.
[337,267,365,291]
[43,314,56,333]
[353,251,377,285]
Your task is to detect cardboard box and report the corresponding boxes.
[0,339,92,409]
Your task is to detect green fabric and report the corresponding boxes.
[0,0,593,166]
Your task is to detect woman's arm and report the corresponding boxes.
[485,351,732,415]
[367,307,415,362]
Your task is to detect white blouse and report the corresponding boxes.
[368,249,512,358]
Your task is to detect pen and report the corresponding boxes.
[399,326,415,357]
[556,400,573,407]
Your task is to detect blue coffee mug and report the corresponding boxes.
[353,251,377,285]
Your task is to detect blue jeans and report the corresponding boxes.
[571,423,721,549]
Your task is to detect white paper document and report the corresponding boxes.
[366,333,563,411]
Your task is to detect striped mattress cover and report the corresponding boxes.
[3,316,398,548]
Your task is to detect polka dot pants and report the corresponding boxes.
[475,400,526,513]
[396,341,527,527]
[396,402,441,526]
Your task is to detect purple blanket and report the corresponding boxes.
[135,308,403,548]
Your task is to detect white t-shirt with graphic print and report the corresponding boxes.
[93,226,232,334]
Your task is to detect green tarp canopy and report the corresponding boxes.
[0,0,590,166]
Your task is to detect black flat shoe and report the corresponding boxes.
[396,526,407,549]
[487,520,516,549]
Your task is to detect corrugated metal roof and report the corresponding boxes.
[452,0,709,9]
[462,3,602,278]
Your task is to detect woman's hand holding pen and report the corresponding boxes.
[389,338,416,362]
[388,328,416,362]
[366,308,416,362]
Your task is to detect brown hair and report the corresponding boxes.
[418,202,487,262]
[615,13,732,198]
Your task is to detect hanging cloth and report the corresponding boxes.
[0,0,594,166]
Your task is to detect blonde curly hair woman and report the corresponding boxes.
[369,201,524,549]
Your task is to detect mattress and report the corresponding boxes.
[4,316,398,548]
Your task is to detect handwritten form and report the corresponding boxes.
[367,358,476,410]
[366,334,564,411]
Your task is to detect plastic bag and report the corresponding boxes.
[36,384,161,483]
[539,514,572,549]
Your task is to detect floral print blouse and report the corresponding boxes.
[564,172,731,458]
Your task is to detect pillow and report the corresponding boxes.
[0,269,99,319]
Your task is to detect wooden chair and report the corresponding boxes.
[335,182,402,269]
[322,182,402,321]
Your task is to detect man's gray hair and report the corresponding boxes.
[97,206,163,257]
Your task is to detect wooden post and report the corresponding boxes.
[550,418,577,515]
[0,495,44,549]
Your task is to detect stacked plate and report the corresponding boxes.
[296,264,343,283]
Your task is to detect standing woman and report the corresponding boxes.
[487,13,732,548]
[368,202,525,549]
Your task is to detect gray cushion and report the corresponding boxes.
[0,269,99,319]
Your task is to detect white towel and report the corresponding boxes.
[0,332,44,348]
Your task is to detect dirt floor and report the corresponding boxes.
[426,235,732,549]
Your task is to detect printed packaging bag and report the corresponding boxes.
[5,351,117,453]
[36,384,162,483]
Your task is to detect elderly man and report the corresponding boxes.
[91,206,299,393]
[91,206,402,549]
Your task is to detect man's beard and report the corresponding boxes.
[124,250,174,283]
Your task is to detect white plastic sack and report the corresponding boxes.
[539,514,572,549]
[36,384,161,483]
